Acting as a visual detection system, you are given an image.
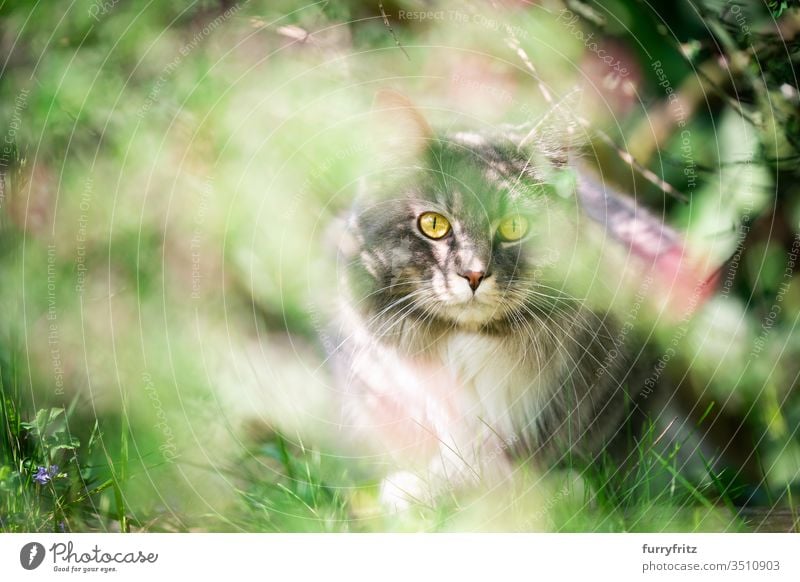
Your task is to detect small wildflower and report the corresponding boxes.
[33,465,59,485]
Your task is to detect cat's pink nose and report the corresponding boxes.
[460,270,485,292]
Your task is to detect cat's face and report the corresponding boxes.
[347,131,568,329]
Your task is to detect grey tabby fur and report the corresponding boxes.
[330,97,684,503]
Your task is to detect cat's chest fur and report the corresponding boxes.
[335,281,635,472]
[345,320,568,449]
[435,331,555,429]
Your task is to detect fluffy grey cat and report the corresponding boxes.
[332,91,711,508]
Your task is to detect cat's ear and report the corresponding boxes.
[371,89,433,156]
[512,88,585,168]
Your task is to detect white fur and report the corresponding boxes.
[340,303,562,502]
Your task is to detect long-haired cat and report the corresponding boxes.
[331,90,714,508]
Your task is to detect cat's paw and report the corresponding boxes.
[378,471,428,512]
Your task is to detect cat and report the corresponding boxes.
[330,90,714,509]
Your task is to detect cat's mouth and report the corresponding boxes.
[425,273,523,327]
[433,295,509,327]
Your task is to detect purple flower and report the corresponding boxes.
[33,465,59,485]
[33,467,49,484]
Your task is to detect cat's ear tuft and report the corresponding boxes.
[513,88,586,168]
[371,89,433,154]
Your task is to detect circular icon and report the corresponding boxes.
[20,542,46,570]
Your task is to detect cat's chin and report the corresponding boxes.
[436,299,505,328]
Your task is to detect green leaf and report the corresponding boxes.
[50,438,81,452]
[20,408,64,435]
[767,1,790,18]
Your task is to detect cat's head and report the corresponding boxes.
[342,91,575,330]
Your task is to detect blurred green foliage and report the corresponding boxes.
[1,0,799,532]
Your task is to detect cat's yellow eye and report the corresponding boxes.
[418,212,451,239]
[497,215,529,241]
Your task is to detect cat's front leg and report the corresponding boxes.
[378,430,518,511]
[340,333,520,510]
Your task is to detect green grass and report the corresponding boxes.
[0,385,109,532]
[0,383,765,532]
